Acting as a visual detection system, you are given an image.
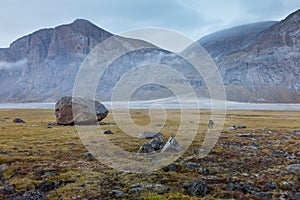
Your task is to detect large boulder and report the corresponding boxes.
[55,96,108,125]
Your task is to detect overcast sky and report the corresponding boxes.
[0,0,300,47]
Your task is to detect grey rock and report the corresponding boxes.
[161,137,181,153]
[295,192,300,199]
[1,185,15,195]
[0,163,9,171]
[111,190,124,197]
[237,125,247,129]
[138,144,155,153]
[236,133,253,137]
[183,181,209,197]
[228,125,237,130]
[55,96,108,125]
[36,181,56,192]
[0,150,8,155]
[21,189,45,200]
[149,135,165,151]
[103,129,113,134]
[286,164,300,172]
[168,163,178,172]
[266,180,277,190]
[183,162,200,170]
[13,118,25,123]
[129,187,145,193]
[293,130,300,135]
[138,132,163,139]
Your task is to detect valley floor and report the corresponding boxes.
[0,109,299,199]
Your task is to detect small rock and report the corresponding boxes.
[183,162,200,170]
[237,125,247,129]
[167,163,178,172]
[266,180,277,190]
[129,187,145,193]
[0,164,9,171]
[22,189,44,200]
[228,125,237,130]
[226,183,242,192]
[293,130,300,135]
[0,150,8,155]
[36,181,56,192]
[138,144,155,153]
[183,181,209,197]
[286,164,300,172]
[149,135,165,151]
[161,137,181,153]
[2,185,15,195]
[103,129,113,134]
[198,168,212,175]
[236,133,252,137]
[138,132,163,139]
[111,189,124,197]
[46,125,53,128]
[13,118,26,123]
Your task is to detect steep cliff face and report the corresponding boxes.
[199,9,300,103]
[0,19,112,102]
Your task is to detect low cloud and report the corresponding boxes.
[0,59,27,70]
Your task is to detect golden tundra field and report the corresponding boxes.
[0,109,299,199]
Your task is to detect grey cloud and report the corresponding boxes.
[0,59,27,70]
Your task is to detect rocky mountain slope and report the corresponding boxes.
[0,19,112,102]
[199,9,300,103]
[1,9,300,103]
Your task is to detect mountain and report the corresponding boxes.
[0,19,201,102]
[199,9,300,103]
[0,19,112,102]
[1,9,300,103]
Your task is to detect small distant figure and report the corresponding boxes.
[208,120,214,129]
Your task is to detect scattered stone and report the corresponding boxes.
[286,164,300,172]
[183,181,209,197]
[138,134,165,153]
[55,96,109,125]
[228,125,237,130]
[128,187,145,193]
[198,168,216,175]
[103,129,113,134]
[33,169,58,179]
[1,185,15,195]
[0,150,8,155]
[138,132,163,139]
[36,181,56,192]
[293,130,300,135]
[167,163,178,172]
[149,135,165,151]
[111,190,124,197]
[236,133,253,137]
[46,125,53,128]
[145,184,170,194]
[13,118,25,123]
[266,180,277,190]
[0,164,9,171]
[183,162,200,170]
[161,137,181,153]
[237,125,247,129]
[226,183,242,192]
[138,144,155,153]
[21,189,44,200]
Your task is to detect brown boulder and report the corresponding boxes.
[55,96,108,125]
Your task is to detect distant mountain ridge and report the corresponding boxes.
[199,9,300,103]
[0,10,300,103]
